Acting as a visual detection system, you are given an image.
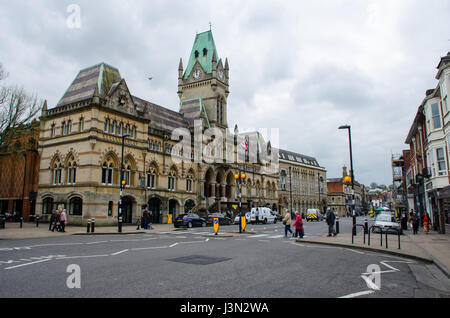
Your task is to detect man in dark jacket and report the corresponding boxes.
[326,208,337,237]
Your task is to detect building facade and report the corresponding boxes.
[0,120,40,220]
[36,31,279,226]
[327,166,363,217]
[277,149,327,214]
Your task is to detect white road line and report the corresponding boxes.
[55,254,110,259]
[248,234,269,238]
[179,241,205,245]
[205,238,210,242]
[169,243,178,247]
[5,258,51,270]
[338,290,375,298]
[131,246,168,251]
[27,243,84,248]
[111,249,128,256]
[268,235,284,238]
[345,248,365,254]
[86,241,108,245]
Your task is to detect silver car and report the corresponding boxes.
[373,213,402,234]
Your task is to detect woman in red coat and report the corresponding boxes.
[293,211,304,238]
[423,212,431,234]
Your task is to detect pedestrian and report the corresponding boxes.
[60,209,67,232]
[49,209,57,231]
[282,211,293,237]
[326,208,337,237]
[293,211,304,238]
[423,212,431,234]
[412,212,420,235]
[52,210,61,232]
[255,208,259,224]
[408,210,414,230]
[142,208,149,229]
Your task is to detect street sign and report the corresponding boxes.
[241,216,246,231]
[213,217,219,235]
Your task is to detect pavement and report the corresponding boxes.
[297,224,450,279]
[1,220,450,279]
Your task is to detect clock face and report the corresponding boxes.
[218,69,224,80]
[193,69,201,79]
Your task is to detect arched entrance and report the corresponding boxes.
[184,199,196,214]
[148,197,161,224]
[122,196,133,224]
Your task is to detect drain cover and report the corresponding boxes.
[168,255,231,265]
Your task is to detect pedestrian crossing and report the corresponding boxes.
[152,230,315,240]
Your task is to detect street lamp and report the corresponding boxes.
[338,125,356,235]
[119,133,130,232]
[234,169,246,233]
[318,173,323,211]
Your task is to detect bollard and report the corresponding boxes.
[136,218,140,230]
[36,215,40,227]
[364,218,368,234]
[336,217,340,234]
[118,216,123,233]
[91,218,95,233]
[385,231,388,249]
[87,219,91,233]
[20,217,23,228]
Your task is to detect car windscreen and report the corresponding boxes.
[376,215,395,222]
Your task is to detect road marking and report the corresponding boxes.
[5,258,51,270]
[111,249,128,256]
[248,234,269,238]
[86,241,108,245]
[56,254,110,259]
[169,243,178,247]
[345,248,365,254]
[338,290,375,298]
[131,246,168,251]
[205,238,210,242]
[267,235,284,238]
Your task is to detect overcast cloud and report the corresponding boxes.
[0,0,449,186]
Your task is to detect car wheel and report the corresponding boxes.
[263,218,267,224]
[274,219,277,224]
[188,222,193,228]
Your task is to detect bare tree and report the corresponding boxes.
[0,63,43,151]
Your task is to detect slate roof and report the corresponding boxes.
[278,148,322,168]
[56,63,120,107]
[132,96,189,133]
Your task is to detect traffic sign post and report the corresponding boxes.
[241,216,246,232]
[213,217,219,235]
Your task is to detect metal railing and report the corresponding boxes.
[368,225,401,249]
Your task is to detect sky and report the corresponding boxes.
[0,0,449,186]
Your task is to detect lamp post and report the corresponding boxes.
[119,133,130,233]
[318,173,323,211]
[234,169,246,233]
[289,166,293,213]
[339,125,356,235]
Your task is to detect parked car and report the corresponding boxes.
[306,209,323,222]
[173,213,206,228]
[250,207,277,224]
[205,213,232,226]
[373,213,402,234]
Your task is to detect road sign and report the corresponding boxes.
[213,217,219,235]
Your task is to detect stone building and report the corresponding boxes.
[277,149,327,214]
[36,30,279,226]
[327,166,363,217]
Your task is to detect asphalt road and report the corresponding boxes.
[1,217,449,298]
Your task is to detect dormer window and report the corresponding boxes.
[194,50,199,58]
[203,48,207,57]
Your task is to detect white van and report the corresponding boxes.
[250,207,277,224]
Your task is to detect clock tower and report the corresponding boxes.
[178,30,229,130]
